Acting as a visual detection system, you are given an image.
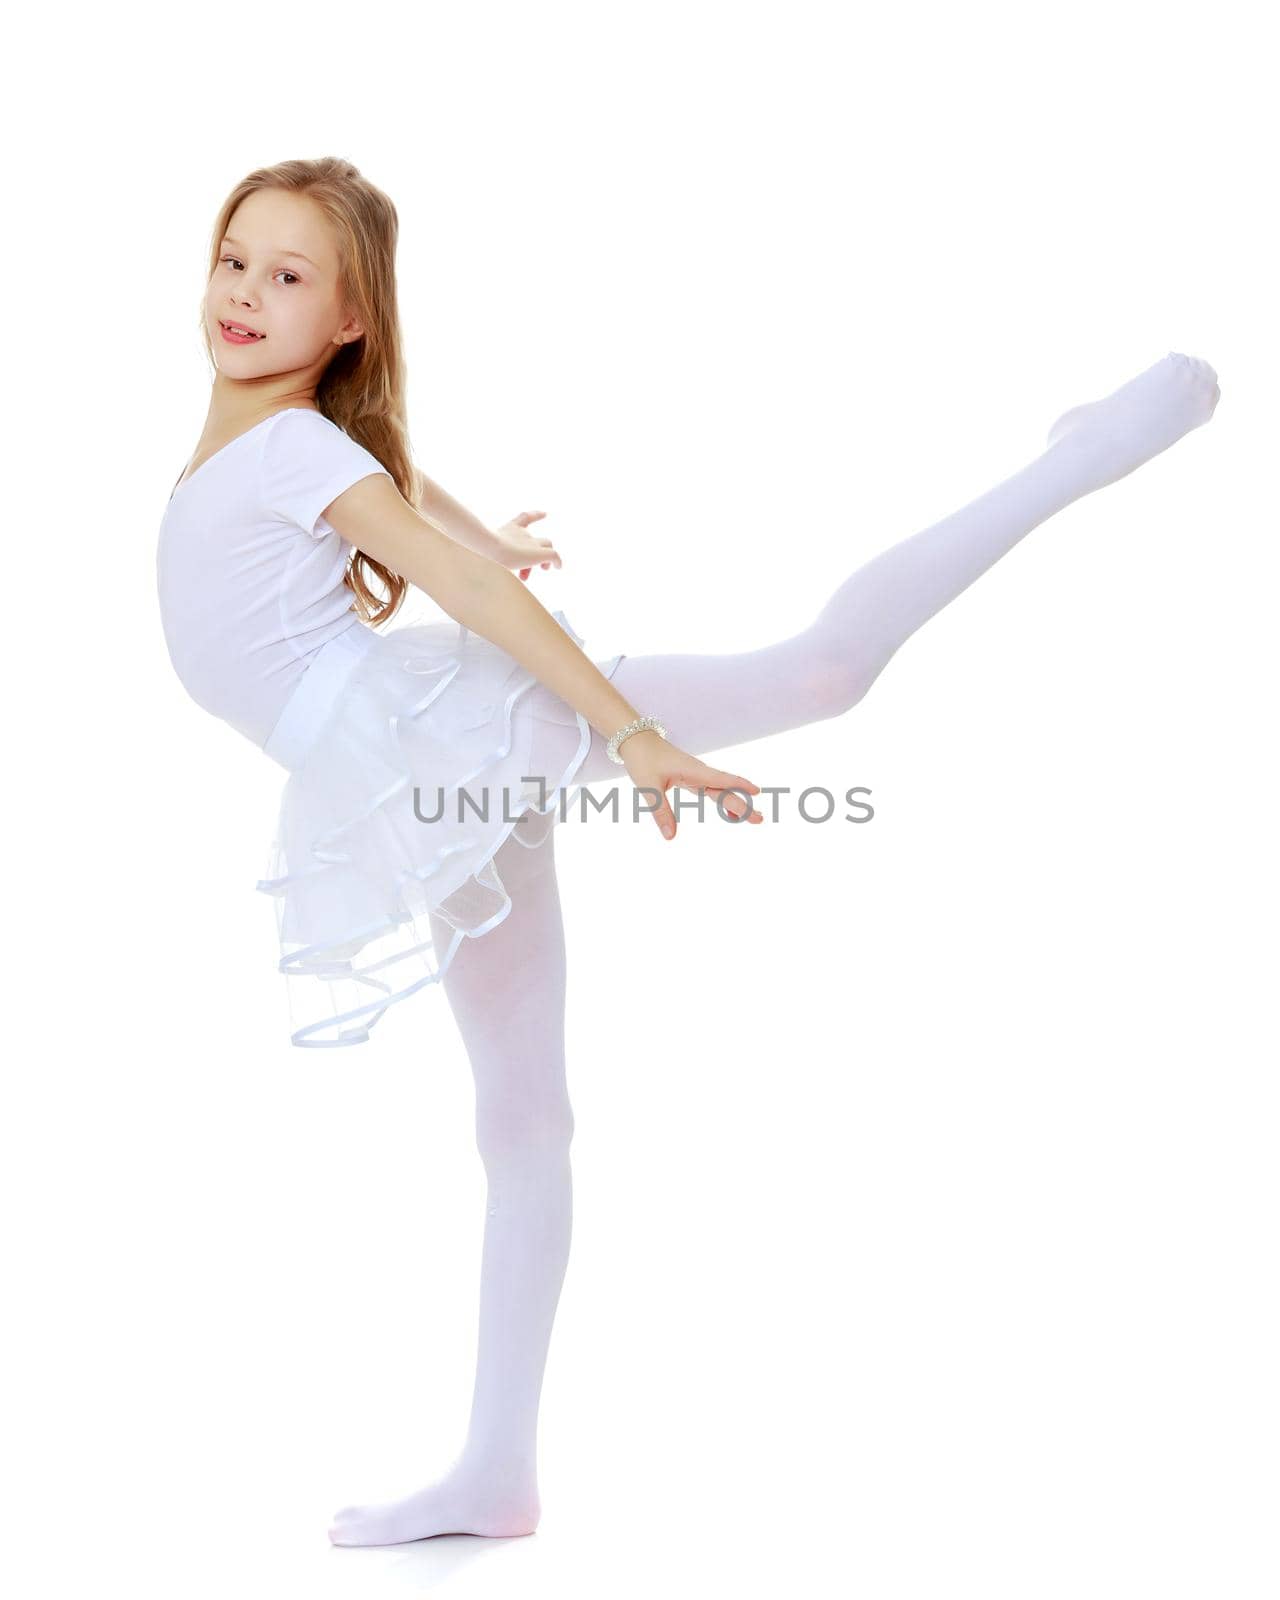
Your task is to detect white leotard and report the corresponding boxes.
[156,406,392,749]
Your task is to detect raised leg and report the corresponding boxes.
[532,352,1219,786]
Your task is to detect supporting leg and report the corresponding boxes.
[329,828,573,1544]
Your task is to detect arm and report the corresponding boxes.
[414,467,561,579]
[412,467,505,562]
[320,472,765,842]
[324,473,640,746]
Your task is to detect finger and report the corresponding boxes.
[684,780,763,825]
[678,768,759,799]
[702,770,761,803]
[715,769,760,795]
[706,787,761,823]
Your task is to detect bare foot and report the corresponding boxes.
[1045,351,1220,491]
[328,1459,542,1546]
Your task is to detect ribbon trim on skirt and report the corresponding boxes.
[253,611,624,1048]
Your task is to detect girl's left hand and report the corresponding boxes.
[495,510,561,582]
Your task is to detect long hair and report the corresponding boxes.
[200,157,423,627]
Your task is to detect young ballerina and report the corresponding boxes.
[156,156,1219,1546]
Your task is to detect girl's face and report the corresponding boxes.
[204,188,364,380]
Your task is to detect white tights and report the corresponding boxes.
[327,352,1219,1545]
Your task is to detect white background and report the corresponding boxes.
[3,2,1275,1596]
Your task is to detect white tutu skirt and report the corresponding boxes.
[255,611,625,1047]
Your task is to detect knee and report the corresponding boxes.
[795,640,882,721]
[475,1087,575,1166]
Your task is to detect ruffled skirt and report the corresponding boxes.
[254,611,625,1047]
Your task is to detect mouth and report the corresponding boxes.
[220,320,264,344]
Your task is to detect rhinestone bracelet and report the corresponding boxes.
[606,714,667,765]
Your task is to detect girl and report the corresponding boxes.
[156,156,1219,1547]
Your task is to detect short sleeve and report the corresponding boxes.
[261,408,394,539]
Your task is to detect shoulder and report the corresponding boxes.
[257,405,388,480]
[260,405,351,453]
[259,408,394,537]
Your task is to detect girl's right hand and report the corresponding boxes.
[618,730,763,840]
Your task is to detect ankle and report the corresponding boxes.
[452,1448,539,1493]
[1033,437,1104,506]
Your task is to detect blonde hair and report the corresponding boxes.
[200,156,423,627]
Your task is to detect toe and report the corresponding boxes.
[328,1505,370,1543]
[329,1515,378,1547]
[1186,357,1220,408]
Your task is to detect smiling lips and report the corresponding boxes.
[221,320,264,343]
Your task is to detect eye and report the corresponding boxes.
[220,256,301,286]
